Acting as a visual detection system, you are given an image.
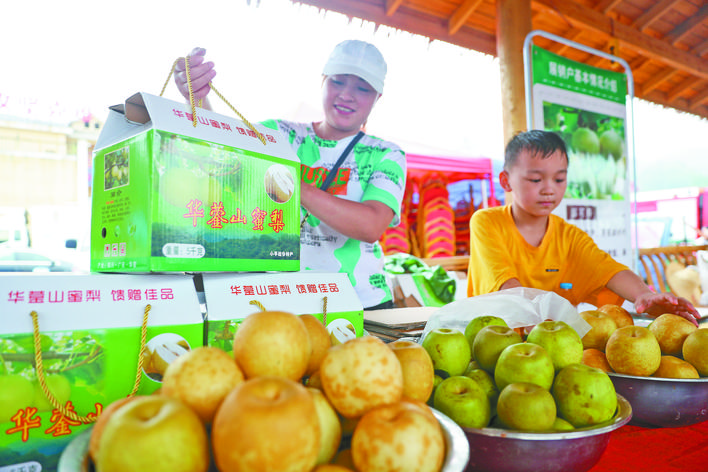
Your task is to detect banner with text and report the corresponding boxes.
[531,45,633,268]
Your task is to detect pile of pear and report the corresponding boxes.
[89,311,450,472]
[422,314,616,433]
[421,304,707,434]
[578,305,707,379]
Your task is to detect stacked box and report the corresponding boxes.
[0,273,203,472]
[90,92,300,273]
[201,272,364,350]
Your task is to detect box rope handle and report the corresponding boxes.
[160,55,266,145]
[248,298,329,326]
[29,304,151,423]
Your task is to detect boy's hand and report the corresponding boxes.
[174,47,216,100]
[634,292,700,327]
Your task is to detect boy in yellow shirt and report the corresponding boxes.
[467,130,699,326]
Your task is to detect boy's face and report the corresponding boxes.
[500,149,568,219]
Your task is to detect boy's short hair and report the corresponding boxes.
[504,130,568,171]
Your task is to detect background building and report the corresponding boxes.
[0,112,101,255]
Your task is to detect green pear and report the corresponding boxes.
[496,382,556,431]
[571,127,600,154]
[464,315,508,356]
[552,417,575,431]
[0,375,35,421]
[433,375,490,429]
[552,363,617,428]
[421,328,471,377]
[526,320,583,372]
[463,360,481,375]
[472,325,522,373]
[599,129,624,160]
[463,367,499,416]
[494,342,555,392]
[33,374,71,412]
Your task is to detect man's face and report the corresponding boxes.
[501,149,568,219]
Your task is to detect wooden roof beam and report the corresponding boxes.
[693,39,708,58]
[292,0,497,56]
[551,28,584,56]
[385,0,404,17]
[449,0,484,36]
[594,0,623,15]
[533,0,708,80]
[640,67,678,95]
[665,4,708,46]
[689,85,708,110]
[633,0,679,32]
[628,56,651,73]
[666,76,702,102]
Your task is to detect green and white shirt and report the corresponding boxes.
[262,119,407,308]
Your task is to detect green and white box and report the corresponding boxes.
[0,273,203,472]
[201,272,364,352]
[91,92,300,273]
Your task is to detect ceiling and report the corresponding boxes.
[292,0,708,121]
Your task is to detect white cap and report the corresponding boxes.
[322,40,387,94]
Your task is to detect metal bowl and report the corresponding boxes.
[434,408,471,472]
[462,394,632,472]
[608,372,708,427]
[59,410,470,472]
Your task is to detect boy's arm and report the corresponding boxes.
[606,270,699,326]
[499,278,522,290]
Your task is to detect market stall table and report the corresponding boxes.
[588,420,708,472]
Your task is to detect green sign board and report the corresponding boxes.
[532,45,627,104]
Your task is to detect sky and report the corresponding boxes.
[2,0,708,191]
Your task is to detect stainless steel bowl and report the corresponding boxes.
[462,394,632,472]
[59,410,471,472]
[434,408,471,472]
[608,372,708,427]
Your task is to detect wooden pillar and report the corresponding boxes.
[496,0,532,146]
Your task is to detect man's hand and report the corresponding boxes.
[634,292,700,327]
[174,47,216,100]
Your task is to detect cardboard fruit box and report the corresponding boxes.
[0,273,203,472]
[90,92,301,273]
[200,272,364,351]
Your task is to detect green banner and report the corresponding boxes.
[532,45,627,103]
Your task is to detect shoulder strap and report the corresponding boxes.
[319,131,365,192]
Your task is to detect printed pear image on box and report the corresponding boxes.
[0,273,203,472]
[91,92,300,273]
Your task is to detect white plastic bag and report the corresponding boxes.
[419,287,592,342]
[696,250,708,300]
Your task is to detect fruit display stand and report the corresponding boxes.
[586,420,708,472]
